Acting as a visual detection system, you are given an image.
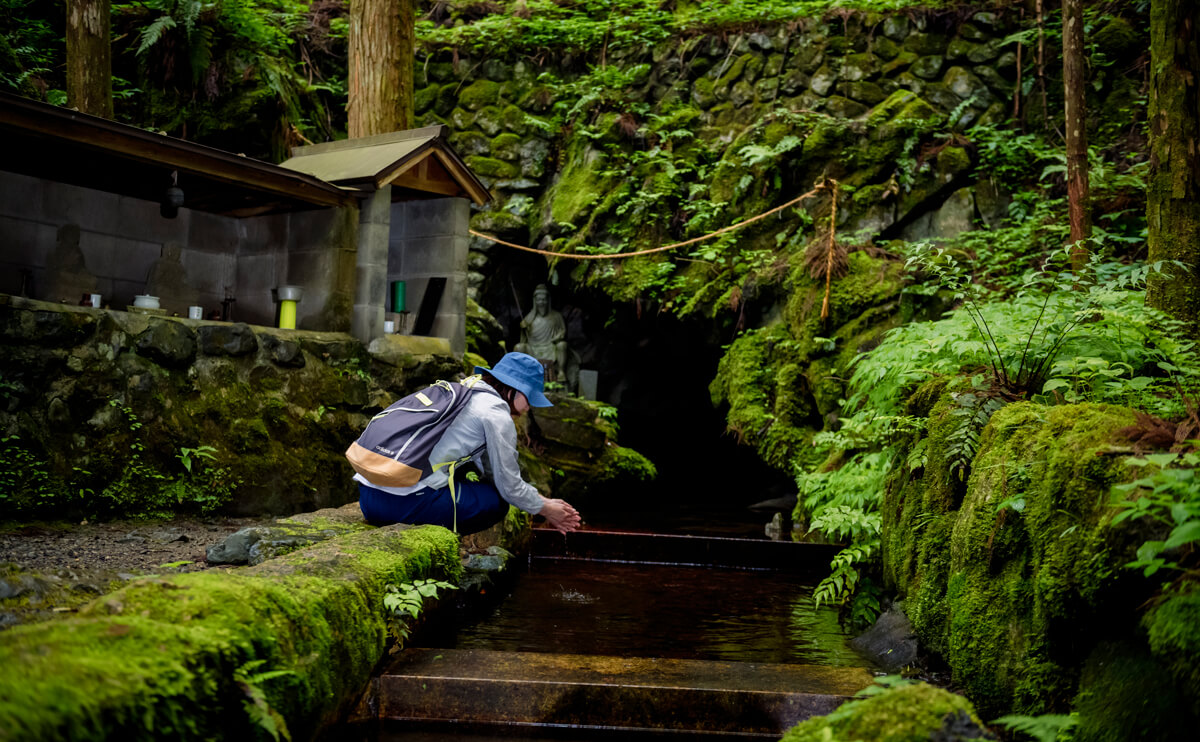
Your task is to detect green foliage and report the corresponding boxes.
[382,578,457,648]
[1111,451,1200,577]
[0,0,57,96]
[420,0,947,57]
[992,712,1079,742]
[234,659,295,742]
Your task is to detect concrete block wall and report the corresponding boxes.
[389,197,470,354]
[0,170,356,332]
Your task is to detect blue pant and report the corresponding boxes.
[358,481,509,534]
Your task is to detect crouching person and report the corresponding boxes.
[351,352,582,535]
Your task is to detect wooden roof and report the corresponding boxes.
[282,126,492,206]
[0,92,358,217]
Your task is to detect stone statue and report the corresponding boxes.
[145,241,200,312]
[515,284,567,382]
[44,224,97,303]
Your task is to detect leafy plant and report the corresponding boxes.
[382,579,457,648]
[177,445,217,474]
[1111,451,1200,577]
[233,659,295,742]
[992,712,1079,742]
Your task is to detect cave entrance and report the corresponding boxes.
[480,267,792,539]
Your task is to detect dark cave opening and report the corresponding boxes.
[478,263,794,538]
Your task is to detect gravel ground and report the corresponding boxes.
[0,516,276,576]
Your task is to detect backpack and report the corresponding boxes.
[345,376,487,489]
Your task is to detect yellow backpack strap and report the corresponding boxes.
[432,452,478,534]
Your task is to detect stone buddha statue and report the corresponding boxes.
[515,284,567,382]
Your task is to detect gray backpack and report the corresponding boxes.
[345,376,487,488]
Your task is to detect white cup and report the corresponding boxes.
[90,294,101,308]
[383,320,395,334]
[188,306,204,320]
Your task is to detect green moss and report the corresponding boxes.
[457,78,502,110]
[885,399,1150,718]
[596,445,657,483]
[782,682,986,741]
[1143,584,1200,717]
[784,251,905,352]
[489,132,523,161]
[0,525,459,739]
[1072,641,1199,741]
[710,324,819,471]
[414,84,440,114]
[542,132,613,229]
[464,155,520,180]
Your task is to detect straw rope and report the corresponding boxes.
[467,182,830,261]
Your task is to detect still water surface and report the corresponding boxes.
[422,557,862,666]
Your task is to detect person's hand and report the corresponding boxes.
[538,498,581,534]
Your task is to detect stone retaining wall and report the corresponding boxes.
[0,523,461,741]
[0,296,462,518]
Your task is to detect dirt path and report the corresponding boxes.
[0,516,276,575]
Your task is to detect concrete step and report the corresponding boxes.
[531,528,841,571]
[376,648,873,737]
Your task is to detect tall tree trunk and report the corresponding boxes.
[1147,0,1200,333]
[1063,0,1091,270]
[65,0,112,118]
[348,0,414,137]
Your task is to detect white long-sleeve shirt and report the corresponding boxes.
[352,383,546,514]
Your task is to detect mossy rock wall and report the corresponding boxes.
[881,394,1200,735]
[420,5,1144,316]
[708,251,905,472]
[0,523,461,741]
[0,297,463,519]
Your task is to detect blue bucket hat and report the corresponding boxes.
[474,352,554,407]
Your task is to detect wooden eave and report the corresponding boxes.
[0,92,358,216]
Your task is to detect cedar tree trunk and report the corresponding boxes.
[1147,0,1200,333]
[1063,0,1091,270]
[348,0,414,137]
[65,0,112,118]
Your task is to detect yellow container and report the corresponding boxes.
[279,299,297,330]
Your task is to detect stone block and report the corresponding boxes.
[809,65,837,96]
[0,172,43,222]
[40,180,120,235]
[198,322,259,356]
[360,188,393,227]
[0,215,53,268]
[116,194,189,245]
[882,16,911,41]
[188,210,241,254]
[136,318,197,366]
[355,260,389,308]
[237,213,289,256]
[180,249,234,297]
[910,55,944,80]
[399,197,469,238]
[78,232,116,282]
[115,239,167,293]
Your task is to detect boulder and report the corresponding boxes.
[198,323,258,357]
[135,319,196,367]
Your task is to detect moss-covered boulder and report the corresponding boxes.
[782,682,991,741]
[527,393,656,502]
[882,396,1196,729]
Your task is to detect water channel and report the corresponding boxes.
[359,521,871,742]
